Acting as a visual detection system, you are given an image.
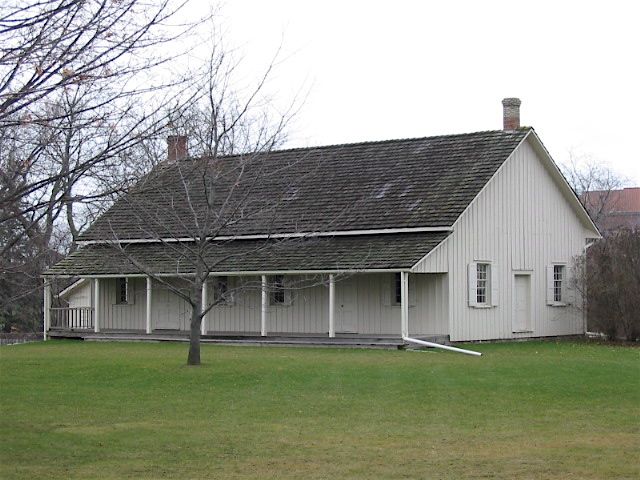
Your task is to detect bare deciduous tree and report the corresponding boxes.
[0,0,205,241]
[561,152,627,231]
[0,0,207,332]
[571,228,640,341]
[92,37,314,365]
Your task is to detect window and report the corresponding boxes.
[553,265,564,303]
[476,263,490,305]
[213,276,230,304]
[116,277,129,304]
[394,272,402,304]
[469,262,497,307]
[547,264,567,306]
[270,275,286,305]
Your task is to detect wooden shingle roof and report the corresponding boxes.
[46,233,449,276]
[78,129,530,241]
[50,129,530,275]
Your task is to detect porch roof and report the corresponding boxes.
[45,232,448,276]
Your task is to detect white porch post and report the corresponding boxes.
[93,278,100,333]
[328,274,336,338]
[43,279,51,340]
[201,279,208,336]
[400,271,409,338]
[146,276,152,334]
[261,275,268,336]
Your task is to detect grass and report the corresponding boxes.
[0,340,638,479]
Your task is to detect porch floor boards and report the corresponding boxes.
[47,329,450,349]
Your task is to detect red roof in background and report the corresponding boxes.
[583,187,640,233]
[583,187,640,213]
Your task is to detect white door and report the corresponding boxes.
[513,274,532,332]
[336,278,357,333]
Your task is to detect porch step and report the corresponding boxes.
[48,330,406,349]
[201,336,404,349]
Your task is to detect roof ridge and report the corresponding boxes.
[176,127,532,162]
[255,128,531,155]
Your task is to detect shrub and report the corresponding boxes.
[575,228,640,341]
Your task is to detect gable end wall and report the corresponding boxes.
[427,137,588,341]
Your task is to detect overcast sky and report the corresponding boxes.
[194,0,639,184]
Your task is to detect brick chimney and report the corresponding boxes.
[167,135,188,162]
[502,97,521,131]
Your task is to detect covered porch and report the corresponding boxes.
[44,270,450,343]
[43,232,451,344]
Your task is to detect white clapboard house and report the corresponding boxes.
[44,99,600,346]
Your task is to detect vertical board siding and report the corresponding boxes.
[208,277,261,334]
[410,274,449,336]
[268,278,328,334]
[68,282,91,309]
[151,278,192,331]
[331,273,448,336]
[412,240,449,273]
[195,273,446,336]
[434,138,589,341]
[90,273,449,336]
[99,278,147,331]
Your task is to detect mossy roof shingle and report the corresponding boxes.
[46,233,449,275]
[78,129,529,241]
[50,129,529,275]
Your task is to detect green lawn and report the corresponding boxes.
[0,340,638,479]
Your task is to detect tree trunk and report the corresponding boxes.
[187,283,203,365]
[187,309,202,365]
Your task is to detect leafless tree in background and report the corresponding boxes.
[563,153,639,341]
[1,0,206,245]
[561,152,627,230]
[0,0,208,332]
[571,228,640,341]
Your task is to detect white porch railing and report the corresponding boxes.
[50,307,94,330]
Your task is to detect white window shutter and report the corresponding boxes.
[490,263,499,306]
[468,262,478,307]
[546,265,555,305]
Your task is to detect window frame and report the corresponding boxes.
[393,272,402,305]
[476,262,490,306]
[553,265,564,303]
[468,261,498,308]
[213,276,232,305]
[269,275,286,306]
[115,277,130,305]
[547,263,567,306]
[546,263,568,307]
